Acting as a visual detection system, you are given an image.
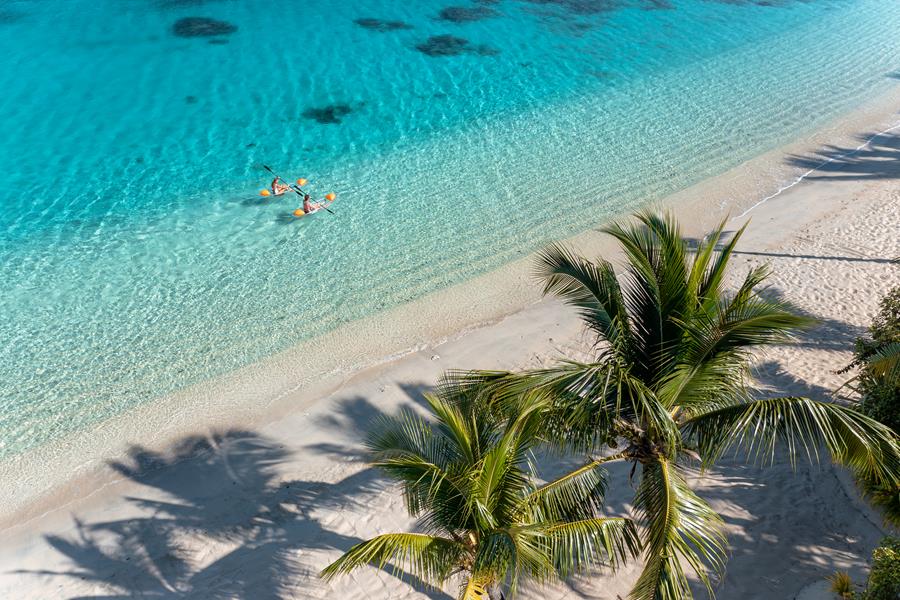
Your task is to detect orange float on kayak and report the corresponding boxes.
[296,178,308,186]
[293,208,306,217]
[260,189,271,197]
[324,192,336,201]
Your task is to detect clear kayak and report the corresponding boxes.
[293,200,334,217]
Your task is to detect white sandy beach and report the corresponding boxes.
[2,94,899,598]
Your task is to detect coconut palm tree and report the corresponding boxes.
[839,342,900,397]
[320,387,640,599]
[444,210,900,600]
[868,343,900,384]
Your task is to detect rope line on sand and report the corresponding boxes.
[733,119,900,220]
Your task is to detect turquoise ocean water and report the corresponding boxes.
[2,0,900,459]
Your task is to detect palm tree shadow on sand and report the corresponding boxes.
[682,230,869,352]
[304,382,436,461]
[18,424,451,599]
[784,130,900,181]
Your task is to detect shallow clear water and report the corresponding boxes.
[2,0,899,458]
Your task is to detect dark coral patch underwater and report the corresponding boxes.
[301,104,355,125]
[520,0,620,16]
[436,6,500,23]
[172,17,237,38]
[643,0,674,8]
[707,0,809,5]
[0,9,26,24]
[156,0,227,8]
[415,35,499,57]
[353,18,414,32]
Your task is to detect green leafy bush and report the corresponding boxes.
[852,286,900,432]
[846,286,900,524]
[862,537,900,600]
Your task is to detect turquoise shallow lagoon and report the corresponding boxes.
[2,0,900,459]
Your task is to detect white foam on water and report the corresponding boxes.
[735,120,900,219]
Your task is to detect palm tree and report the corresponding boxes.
[839,342,900,396]
[445,210,900,599]
[868,343,900,383]
[320,388,640,599]
[838,330,900,526]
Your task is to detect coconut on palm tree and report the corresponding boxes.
[445,210,900,599]
[320,387,640,599]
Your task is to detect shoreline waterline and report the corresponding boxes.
[3,84,899,527]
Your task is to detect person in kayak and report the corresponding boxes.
[303,193,319,214]
[271,176,291,195]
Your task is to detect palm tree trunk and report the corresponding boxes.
[487,582,506,600]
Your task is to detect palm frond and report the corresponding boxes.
[458,576,490,600]
[505,526,559,591]
[546,517,641,575]
[427,392,479,465]
[683,396,900,483]
[442,364,621,452]
[657,355,750,421]
[471,531,518,593]
[365,410,468,522]
[617,375,682,456]
[472,432,528,529]
[867,341,900,383]
[690,220,747,308]
[660,300,808,416]
[630,460,727,600]
[635,211,690,325]
[535,243,634,355]
[685,218,726,307]
[601,216,665,374]
[682,291,811,364]
[366,409,457,470]
[320,533,464,584]
[519,455,621,522]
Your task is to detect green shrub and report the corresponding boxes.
[852,286,900,432]
[847,286,900,524]
[859,476,900,525]
[862,537,900,600]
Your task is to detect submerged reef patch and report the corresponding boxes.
[172,17,238,38]
[642,0,674,8]
[157,0,218,7]
[301,104,354,125]
[706,0,800,5]
[436,6,500,23]
[0,9,26,24]
[520,0,619,16]
[415,35,499,57]
[353,18,414,32]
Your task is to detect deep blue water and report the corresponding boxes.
[2,0,900,458]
